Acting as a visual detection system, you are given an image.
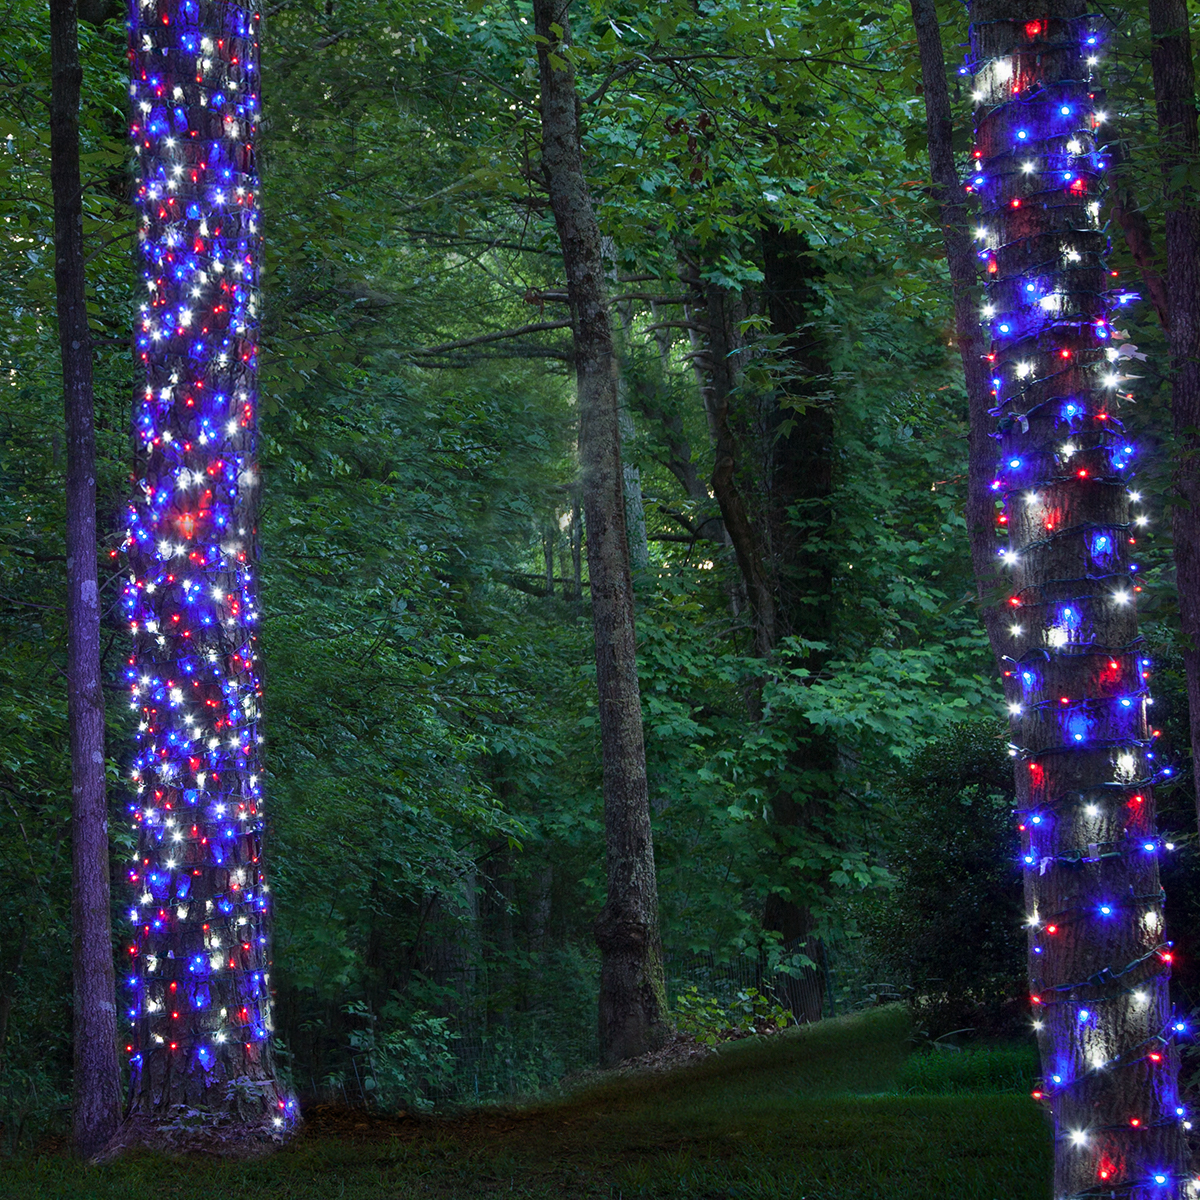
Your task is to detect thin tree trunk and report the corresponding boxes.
[543,526,556,597]
[1149,0,1200,835]
[953,3,1186,1194]
[570,490,583,602]
[532,0,668,1067]
[910,0,1005,661]
[1106,136,1172,333]
[48,0,121,1158]
[606,248,651,573]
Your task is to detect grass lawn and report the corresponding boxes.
[0,1007,1051,1199]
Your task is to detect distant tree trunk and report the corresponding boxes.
[606,247,651,573]
[117,0,293,1152]
[543,525,556,596]
[910,0,1006,662]
[920,1,1187,1192]
[683,270,777,658]
[533,0,669,1067]
[1149,0,1200,835]
[48,0,121,1159]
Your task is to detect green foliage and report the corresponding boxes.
[671,984,793,1046]
[346,1000,459,1111]
[6,0,1182,1141]
[855,723,1026,1034]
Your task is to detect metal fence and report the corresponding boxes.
[297,933,898,1111]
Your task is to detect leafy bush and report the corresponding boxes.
[857,722,1026,1036]
[345,1000,459,1111]
[672,985,794,1047]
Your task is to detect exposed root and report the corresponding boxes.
[91,1109,299,1163]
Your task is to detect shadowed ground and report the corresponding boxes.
[0,1007,1052,1199]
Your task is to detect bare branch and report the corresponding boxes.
[407,320,574,357]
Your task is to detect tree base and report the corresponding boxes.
[91,1108,300,1163]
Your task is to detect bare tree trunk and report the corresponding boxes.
[942,3,1186,1193]
[910,0,1005,661]
[532,0,668,1067]
[683,273,777,657]
[1106,136,1172,333]
[543,525,556,597]
[48,0,121,1159]
[1149,0,1200,835]
[571,490,583,602]
[606,248,651,573]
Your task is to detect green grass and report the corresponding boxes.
[0,1007,1051,1199]
[890,1043,1040,1096]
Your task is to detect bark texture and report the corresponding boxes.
[532,0,668,1067]
[48,0,122,1158]
[681,240,834,1022]
[684,271,778,658]
[911,0,1006,661]
[967,2,1186,1194]
[1149,0,1200,835]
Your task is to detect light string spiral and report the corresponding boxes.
[968,10,1191,1198]
[123,0,293,1131]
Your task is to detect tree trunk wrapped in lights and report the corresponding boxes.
[970,3,1188,1195]
[121,0,293,1147]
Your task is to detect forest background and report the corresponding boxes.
[3,0,1199,1137]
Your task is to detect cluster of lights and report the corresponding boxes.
[123,0,291,1129]
[968,13,1187,1197]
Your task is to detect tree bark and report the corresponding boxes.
[1106,136,1172,334]
[963,2,1186,1193]
[117,0,293,1152]
[48,0,122,1159]
[1148,0,1200,835]
[532,0,669,1067]
[911,0,1006,661]
[684,273,778,657]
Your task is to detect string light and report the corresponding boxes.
[971,12,1185,1197]
[123,0,293,1135]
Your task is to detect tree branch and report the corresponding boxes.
[407,320,574,357]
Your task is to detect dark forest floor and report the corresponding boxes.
[0,1008,1051,1199]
